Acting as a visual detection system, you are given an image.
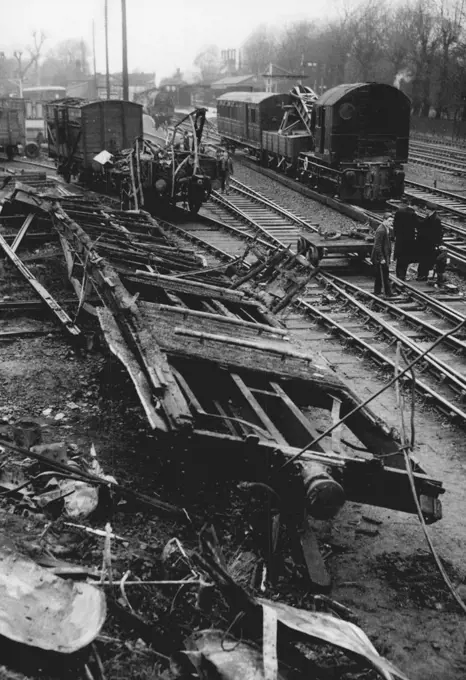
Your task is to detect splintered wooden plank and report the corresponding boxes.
[97,308,168,431]
[122,271,248,302]
[0,233,81,338]
[141,303,288,341]
[269,381,326,452]
[300,516,332,589]
[11,213,35,253]
[230,372,288,446]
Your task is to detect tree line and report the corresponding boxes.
[0,34,90,95]
[239,0,466,120]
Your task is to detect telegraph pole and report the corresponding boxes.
[105,0,110,99]
[92,20,98,96]
[121,0,129,100]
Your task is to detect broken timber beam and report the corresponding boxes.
[11,213,35,253]
[0,232,81,338]
[51,205,192,432]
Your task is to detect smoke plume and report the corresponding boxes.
[393,69,412,89]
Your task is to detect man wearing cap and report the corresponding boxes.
[371,214,394,297]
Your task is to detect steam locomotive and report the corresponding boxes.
[217,83,410,202]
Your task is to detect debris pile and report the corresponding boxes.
[0,176,447,678]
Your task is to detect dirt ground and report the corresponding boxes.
[0,164,466,679]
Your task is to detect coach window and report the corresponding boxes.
[250,108,256,123]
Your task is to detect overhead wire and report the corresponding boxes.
[395,343,466,616]
[281,318,466,470]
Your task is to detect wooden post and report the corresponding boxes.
[105,0,110,100]
[121,0,129,101]
[92,20,98,96]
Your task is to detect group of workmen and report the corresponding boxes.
[371,204,448,297]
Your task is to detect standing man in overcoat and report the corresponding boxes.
[371,214,394,297]
[393,204,418,280]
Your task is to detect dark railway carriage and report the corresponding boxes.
[217,83,410,202]
[217,92,288,149]
[300,82,410,200]
[47,98,143,182]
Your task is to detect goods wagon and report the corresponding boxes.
[0,98,26,159]
[47,98,143,182]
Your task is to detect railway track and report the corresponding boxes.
[4,167,466,425]
[408,151,466,176]
[410,140,466,163]
[163,182,466,424]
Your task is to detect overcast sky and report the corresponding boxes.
[1,0,341,80]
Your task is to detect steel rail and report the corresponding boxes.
[169,187,466,423]
[318,274,466,399]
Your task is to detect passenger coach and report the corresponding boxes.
[217,92,288,149]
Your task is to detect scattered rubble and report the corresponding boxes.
[0,174,456,679]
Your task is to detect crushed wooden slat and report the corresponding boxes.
[10,213,35,253]
[0,232,81,338]
[98,308,168,431]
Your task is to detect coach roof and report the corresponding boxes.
[217,92,286,105]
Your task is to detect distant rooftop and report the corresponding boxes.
[262,63,305,78]
[23,85,66,92]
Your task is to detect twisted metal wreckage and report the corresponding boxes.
[0,177,444,589]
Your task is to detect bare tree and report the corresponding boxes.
[242,25,277,76]
[434,0,464,118]
[349,0,388,81]
[405,0,440,116]
[320,10,355,85]
[384,6,413,82]
[13,31,46,94]
[193,45,221,83]
[275,21,318,73]
[40,39,90,86]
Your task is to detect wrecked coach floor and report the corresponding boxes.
[0,183,462,679]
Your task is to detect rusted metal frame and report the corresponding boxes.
[229,178,319,232]
[321,276,466,398]
[0,232,81,338]
[294,295,466,423]
[326,271,466,355]
[191,429,443,522]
